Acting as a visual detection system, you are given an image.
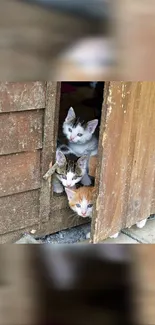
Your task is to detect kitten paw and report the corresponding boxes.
[86,232,90,239]
[53,184,64,194]
[109,232,119,239]
[136,219,147,229]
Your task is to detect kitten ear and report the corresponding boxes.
[56,150,66,166]
[86,119,98,134]
[65,187,76,201]
[65,107,76,123]
[77,155,88,170]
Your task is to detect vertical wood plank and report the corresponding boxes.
[92,82,155,242]
[39,82,61,223]
[134,246,155,325]
[0,247,39,325]
[118,0,155,80]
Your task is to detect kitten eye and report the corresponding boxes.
[72,175,78,180]
[77,133,83,137]
[76,204,81,208]
[87,204,93,208]
[62,175,67,179]
[68,128,72,132]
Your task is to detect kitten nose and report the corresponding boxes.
[82,211,86,216]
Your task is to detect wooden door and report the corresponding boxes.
[92,82,155,243]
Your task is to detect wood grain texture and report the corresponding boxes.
[0,151,41,197]
[39,82,61,223]
[134,246,155,325]
[0,0,93,80]
[0,190,39,234]
[0,247,40,325]
[151,178,155,213]
[0,82,45,112]
[118,0,155,79]
[92,82,155,242]
[37,206,89,238]
[0,110,43,155]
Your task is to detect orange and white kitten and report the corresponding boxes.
[65,186,95,218]
[65,185,118,240]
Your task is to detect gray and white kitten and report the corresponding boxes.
[53,150,89,194]
[62,107,98,157]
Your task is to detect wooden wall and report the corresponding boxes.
[0,82,46,242]
[0,82,87,243]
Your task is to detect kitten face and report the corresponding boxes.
[63,107,98,144]
[55,150,87,188]
[65,186,95,218]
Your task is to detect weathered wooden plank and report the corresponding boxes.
[0,151,41,197]
[37,207,89,237]
[0,190,39,234]
[134,246,155,325]
[39,82,61,223]
[0,110,43,155]
[0,82,46,112]
[0,225,40,244]
[151,179,155,214]
[92,82,155,243]
[0,247,40,325]
[51,194,68,211]
[118,0,155,80]
[0,0,94,81]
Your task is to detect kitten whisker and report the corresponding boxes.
[68,213,77,219]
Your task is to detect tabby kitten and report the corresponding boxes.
[53,150,88,193]
[62,107,98,157]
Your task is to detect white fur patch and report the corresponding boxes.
[74,197,93,218]
[57,171,82,188]
[109,232,119,239]
[69,136,98,157]
[86,232,91,239]
[136,218,147,228]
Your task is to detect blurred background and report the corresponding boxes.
[0,0,154,80]
[0,245,155,325]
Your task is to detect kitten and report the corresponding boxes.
[53,150,88,193]
[57,149,98,187]
[65,186,95,218]
[62,107,98,157]
[64,159,97,239]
